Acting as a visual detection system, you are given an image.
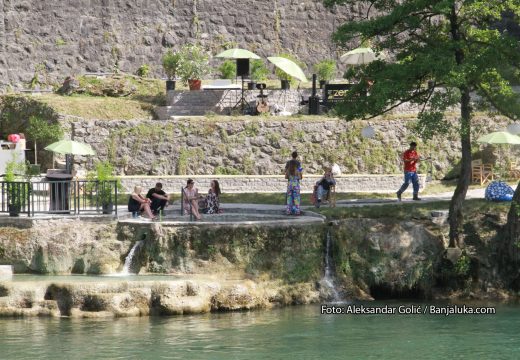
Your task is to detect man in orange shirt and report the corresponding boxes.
[396,142,421,201]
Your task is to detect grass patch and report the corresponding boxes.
[421,180,496,195]
[39,94,155,120]
[36,74,167,120]
[315,199,511,220]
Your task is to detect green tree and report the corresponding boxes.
[326,0,520,248]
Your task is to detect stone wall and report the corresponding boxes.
[0,0,354,89]
[118,174,427,194]
[67,114,517,179]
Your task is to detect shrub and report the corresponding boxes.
[136,64,150,77]
[177,44,210,84]
[86,161,123,206]
[314,60,336,81]
[0,96,62,170]
[218,60,236,79]
[250,60,269,82]
[162,49,181,80]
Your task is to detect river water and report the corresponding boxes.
[0,302,519,359]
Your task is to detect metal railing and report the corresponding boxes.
[0,180,118,217]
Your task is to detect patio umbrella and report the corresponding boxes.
[476,131,520,145]
[44,140,96,155]
[267,57,307,82]
[340,47,384,65]
[215,48,261,59]
[477,131,520,174]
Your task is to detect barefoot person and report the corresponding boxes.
[128,186,155,219]
[285,160,302,215]
[396,142,422,201]
[182,179,202,220]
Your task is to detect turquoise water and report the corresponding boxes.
[0,302,519,359]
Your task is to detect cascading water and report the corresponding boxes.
[321,228,341,302]
[121,240,143,275]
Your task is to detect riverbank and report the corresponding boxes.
[0,196,517,318]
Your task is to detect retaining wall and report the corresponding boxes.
[119,174,427,194]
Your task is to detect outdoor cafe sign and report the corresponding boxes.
[323,83,354,106]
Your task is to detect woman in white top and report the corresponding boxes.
[182,179,202,220]
[128,186,155,219]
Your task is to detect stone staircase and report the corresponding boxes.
[154,89,313,119]
[160,90,235,117]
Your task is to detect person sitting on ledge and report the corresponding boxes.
[200,180,222,214]
[182,179,202,220]
[146,182,170,215]
[128,186,155,220]
[314,168,336,208]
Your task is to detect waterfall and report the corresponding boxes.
[121,240,143,275]
[321,228,341,302]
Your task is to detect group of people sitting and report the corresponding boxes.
[128,180,222,220]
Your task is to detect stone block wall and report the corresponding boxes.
[119,174,427,194]
[0,0,355,89]
[68,114,517,179]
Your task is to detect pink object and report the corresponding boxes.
[7,134,20,143]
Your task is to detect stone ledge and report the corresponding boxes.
[118,174,427,193]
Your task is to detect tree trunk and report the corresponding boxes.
[499,180,520,283]
[447,5,472,248]
[448,87,472,248]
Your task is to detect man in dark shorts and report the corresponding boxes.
[146,182,170,215]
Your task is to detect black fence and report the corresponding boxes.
[0,180,118,217]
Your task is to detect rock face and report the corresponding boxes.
[121,221,326,283]
[69,115,518,178]
[331,219,445,299]
[0,0,354,89]
[0,278,320,318]
[0,218,125,274]
[0,211,510,317]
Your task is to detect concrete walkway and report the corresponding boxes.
[115,188,488,214]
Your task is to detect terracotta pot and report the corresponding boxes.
[188,79,202,91]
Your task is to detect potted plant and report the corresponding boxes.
[4,156,29,217]
[249,60,269,90]
[162,49,181,91]
[87,161,122,214]
[218,60,236,80]
[178,44,210,91]
[314,59,336,88]
[274,53,306,90]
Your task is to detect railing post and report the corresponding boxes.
[73,180,77,215]
[114,180,118,217]
[180,187,184,215]
[27,182,31,217]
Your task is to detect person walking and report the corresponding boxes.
[397,142,422,201]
